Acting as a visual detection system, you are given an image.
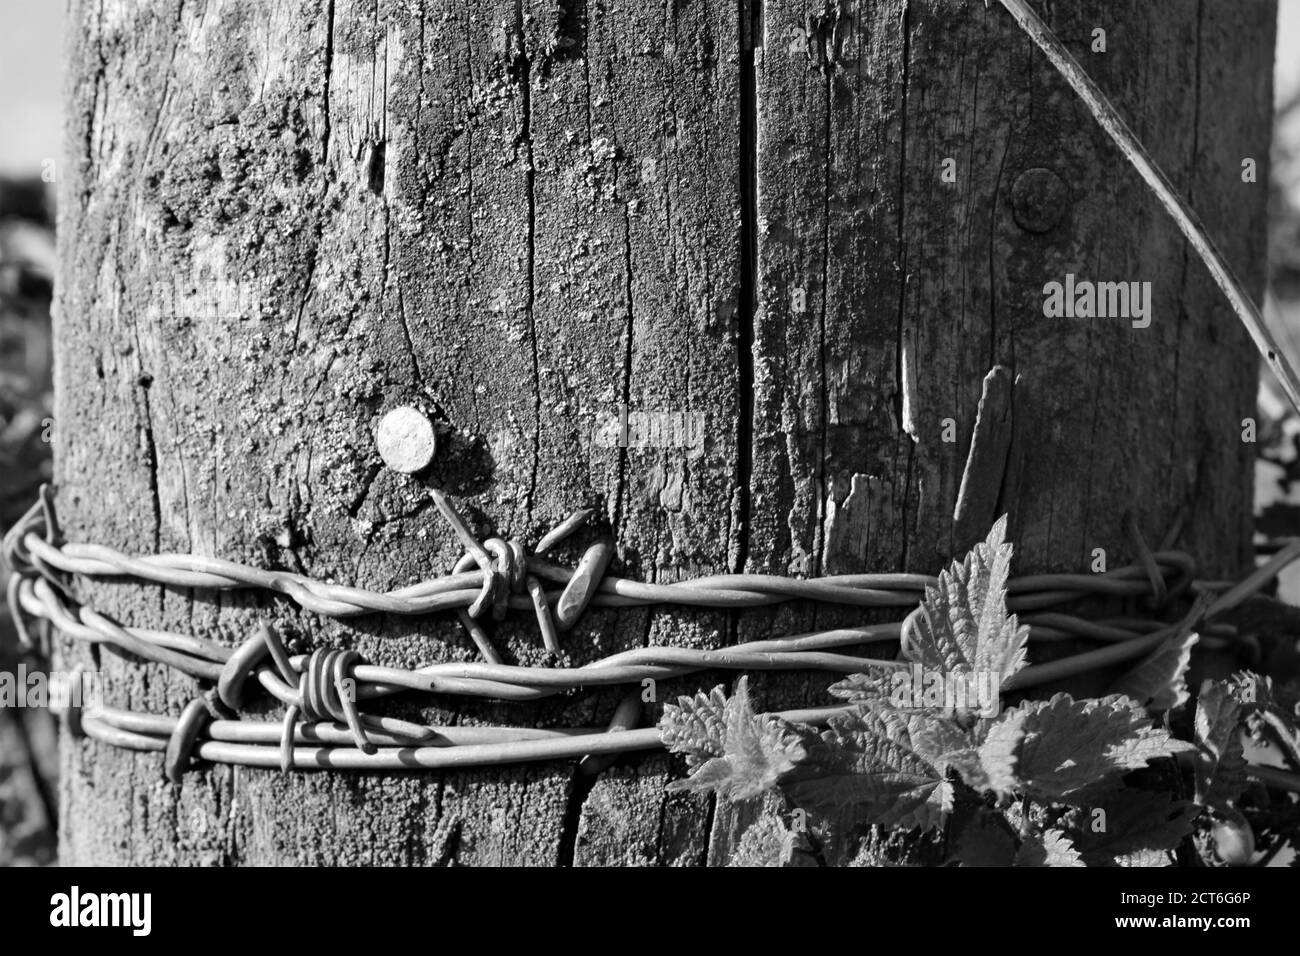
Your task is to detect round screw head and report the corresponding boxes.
[376,406,437,474]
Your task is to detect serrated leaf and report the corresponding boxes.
[992,693,1194,800]
[1073,788,1199,866]
[905,515,1028,688]
[1111,629,1198,713]
[908,708,977,765]
[971,712,1023,795]
[659,683,729,770]
[826,670,892,704]
[728,815,807,867]
[781,702,966,830]
[660,677,807,801]
[1015,829,1085,867]
[1194,679,1249,811]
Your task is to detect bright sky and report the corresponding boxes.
[0,2,1296,174]
[1281,0,1300,103]
[0,2,63,177]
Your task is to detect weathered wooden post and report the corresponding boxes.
[54,0,1271,864]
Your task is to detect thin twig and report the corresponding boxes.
[994,0,1300,415]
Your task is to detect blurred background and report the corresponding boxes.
[0,0,59,866]
[0,3,1297,866]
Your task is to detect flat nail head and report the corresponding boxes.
[1011,166,1069,233]
[377,406,437,474]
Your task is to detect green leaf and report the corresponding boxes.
[1073,788,1198,866]
[781,702,966,830]
[990,693,1194,800]
[971,713,1023,795]
[658,683,729,771]
[1193,679,1249,811]
[826,670,892,704]
[1014,829,1085,867]
[728,815,810,867]
[1110,629,1198,713]
[905,515,1028,688]
[659,676,807,801]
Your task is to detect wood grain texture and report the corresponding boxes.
[952,365,1013,552]
[53,0,1271,865]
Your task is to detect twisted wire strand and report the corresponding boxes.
[75,704,1300,792]
[9,488,1300,781]
[12,551,1201,703]
[78,703,848,771]
[2,497,1199,623]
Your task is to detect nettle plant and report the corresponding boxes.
[658,519,1299,867]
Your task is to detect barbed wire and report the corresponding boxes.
[5,484,1300,781]
[3,0,1296,804]
[71,702,1300,796]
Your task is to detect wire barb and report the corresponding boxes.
[8,489,1300,778]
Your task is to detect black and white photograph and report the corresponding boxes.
[0,0,1298,922]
